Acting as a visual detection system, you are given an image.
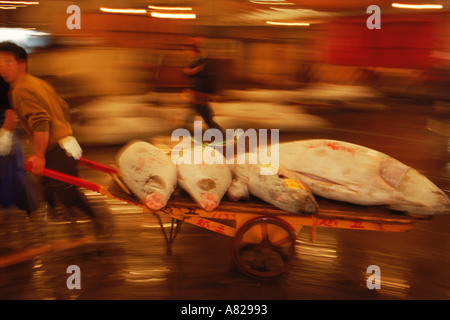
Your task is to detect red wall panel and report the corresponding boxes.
[325,14,440,69]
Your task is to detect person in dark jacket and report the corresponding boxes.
[182,42,224,136]
[0,75,40,215]
[0,41,103,228]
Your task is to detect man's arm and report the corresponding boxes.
[183,59,205,76]
[13,91,51,174]
[28,130,49,175]
[3,109,15,131]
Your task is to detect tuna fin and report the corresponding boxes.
[279,166,345,187]
[379,158,410,189]
[281,168,362,200]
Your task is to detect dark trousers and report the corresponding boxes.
[43,146,95,217]
[194,103,224,135]
[0,136,40,213]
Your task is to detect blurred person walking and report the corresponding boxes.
[0,42,103,231]
[182,40,225,137]
[0,76,40,217]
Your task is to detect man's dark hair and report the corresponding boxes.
[0,41,28,62]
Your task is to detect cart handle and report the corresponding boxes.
[24,160,103,193]
[78,157,118,175]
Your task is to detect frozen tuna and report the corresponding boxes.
[278,139,450,216]
[116,140,177,210]
[228,153,318,214]
[175,146,232,211]
[227,177,250,202]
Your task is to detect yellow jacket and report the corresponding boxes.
[10,73,73,151]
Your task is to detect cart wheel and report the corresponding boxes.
[232,216,297,279]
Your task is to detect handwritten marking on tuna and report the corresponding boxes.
[325,142,356,155]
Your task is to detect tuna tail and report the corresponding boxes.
[388,168,450,216]
[303,194,319,214]
[277,166,319,214]
[200,192,220,211]
[144,192,167,210]
[227,177,250,202]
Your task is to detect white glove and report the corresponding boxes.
[0,127,13,156]
[58,136,82,160]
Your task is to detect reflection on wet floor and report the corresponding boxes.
[1,185,449,300]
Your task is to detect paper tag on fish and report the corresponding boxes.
[284,179,307,190]
[258,163,278,176]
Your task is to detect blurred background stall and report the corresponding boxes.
[0,0,448,145]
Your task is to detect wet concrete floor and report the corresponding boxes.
[0,99,449,300]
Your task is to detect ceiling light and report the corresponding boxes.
[100,7,147,14]
[0,1,38,4]
[250,0,295,5]
[150,12,196,19]
[266,21,310,26]
[391,3,443,9]
[148,5,192,11]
